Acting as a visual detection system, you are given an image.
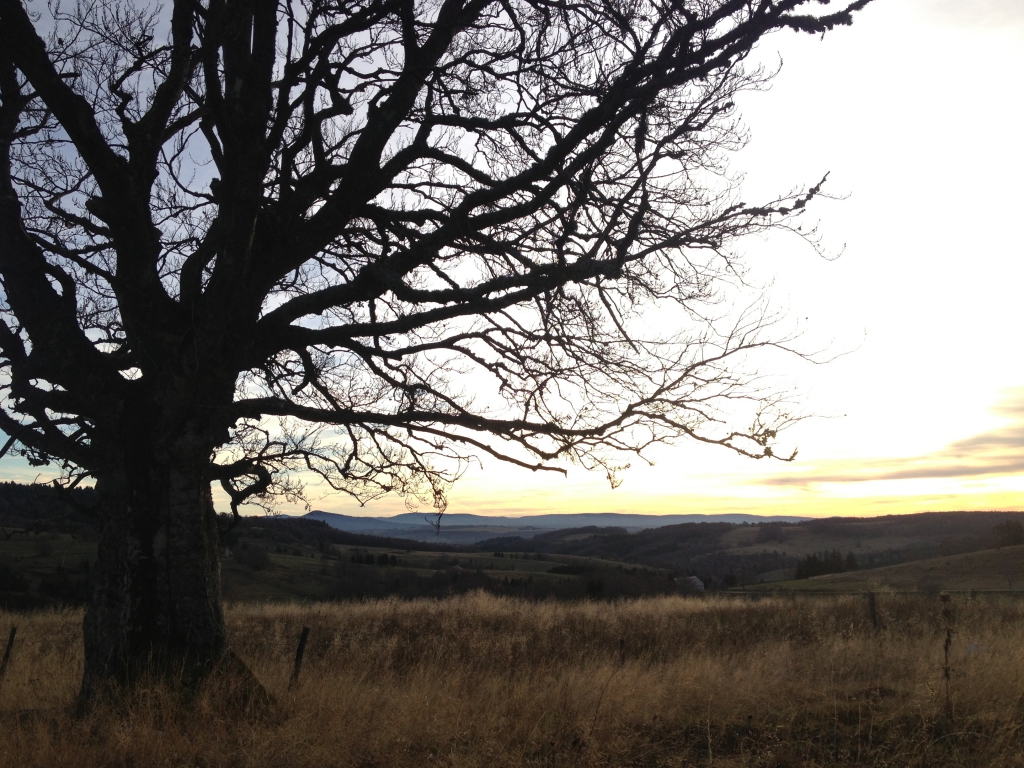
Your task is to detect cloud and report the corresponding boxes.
[762,388,1024,488]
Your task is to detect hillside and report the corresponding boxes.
[1,481,1023,597]
[0,481,98,539]
[305,509,809,543]
[750,544,1024,592]
[478,511,1024,587]
[0,512,678,608]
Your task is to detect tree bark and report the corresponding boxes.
[80,444,227,701]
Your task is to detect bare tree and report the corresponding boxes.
[0,0,868,696]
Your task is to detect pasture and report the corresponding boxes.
[2,592,1024,766]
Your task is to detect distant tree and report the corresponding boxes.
[993,520,1024,548]
[795,549,854,580]
[234,542,271,570]
[0,0,868,697]
[794,554,819,580]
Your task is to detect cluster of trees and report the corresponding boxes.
[0,482,99,540]
[0,555,93,609]
[794,551,858,580]
[491,551,546,560]
[232,542,272,570]
[350,552,400,567]
[993,520,1024,548]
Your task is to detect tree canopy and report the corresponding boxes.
[0,0,866,517]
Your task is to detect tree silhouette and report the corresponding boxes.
[0,0,868,696]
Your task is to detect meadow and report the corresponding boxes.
[1,592,1024,767]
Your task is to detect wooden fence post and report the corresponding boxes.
[867,592,878,630]
[289,626,310,689]
[0,626,17,695]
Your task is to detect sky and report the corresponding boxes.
[413,0,1024,520]
[2,0,1023,520]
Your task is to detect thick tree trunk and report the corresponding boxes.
[80,445,227,701]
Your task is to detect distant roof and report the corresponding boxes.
[675,576,704,591]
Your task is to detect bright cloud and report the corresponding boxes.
[759,390,1024,488]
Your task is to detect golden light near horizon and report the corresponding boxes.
[2,0,1022,521]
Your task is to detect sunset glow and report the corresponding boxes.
[324,0,1024,520]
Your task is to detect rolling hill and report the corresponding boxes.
[2,480,1023,599]
[751,544,1024,592]
[304,509,810,543]
[476,511,1024,587]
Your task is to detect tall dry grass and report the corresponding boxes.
[1,592,1023,766]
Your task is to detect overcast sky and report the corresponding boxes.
[2,0,1022,520]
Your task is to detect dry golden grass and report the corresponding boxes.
[1,592,1023,766]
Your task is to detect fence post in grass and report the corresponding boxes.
[0,626,17,695]
[867,592,878,630]
[289,626,310,690]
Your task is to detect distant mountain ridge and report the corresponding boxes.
[303,510,811,543]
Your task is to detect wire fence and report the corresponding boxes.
[3,590,1024,703]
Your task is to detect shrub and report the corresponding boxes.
[235,543,271,570]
